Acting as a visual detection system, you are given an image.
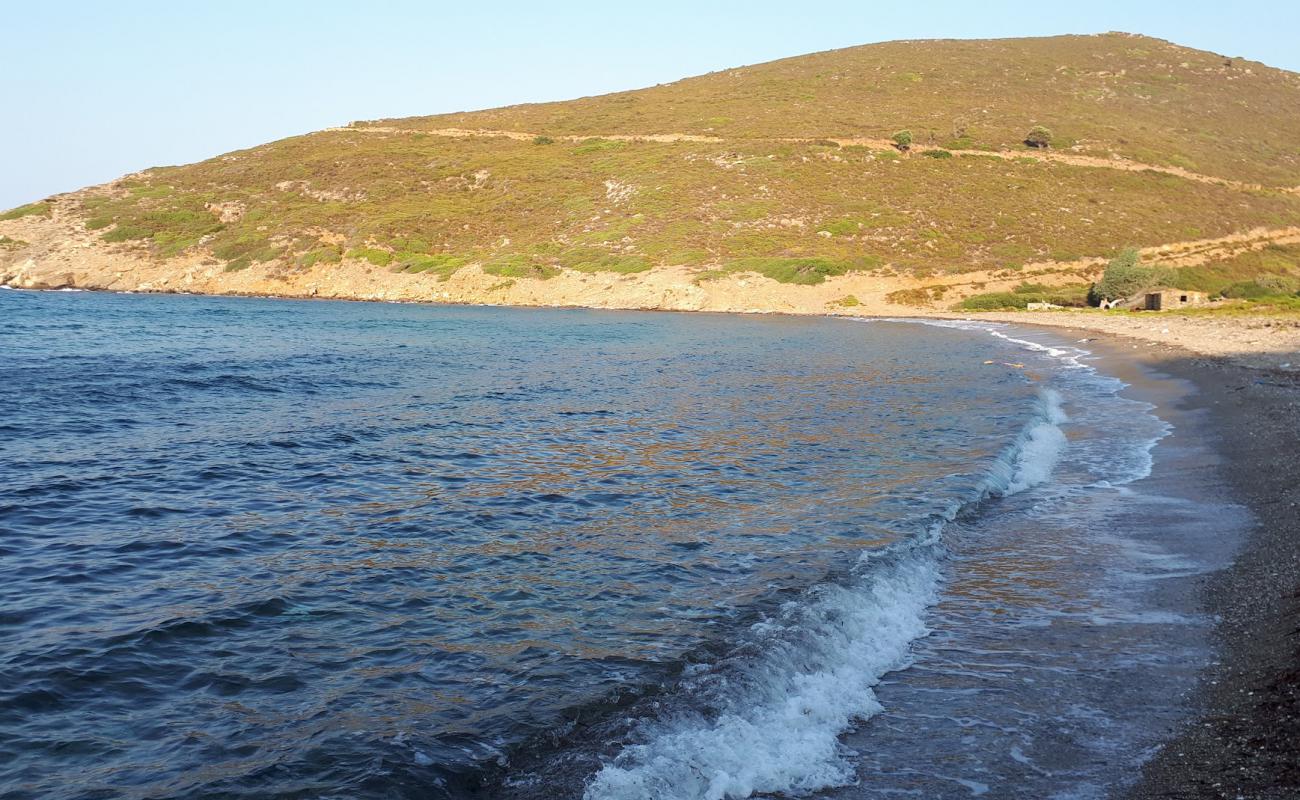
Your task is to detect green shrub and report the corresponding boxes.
[961,284,1090,310]
[1025,126,1053,148]
[484,255,558,279]
[726,257,863,285]
[212,233,282,266]
[922,149,953,159]
[1089,248,1174,304]
[1221,275,1300,298]
[398,253,466,279]
[559,248,650,274]
[533,135,555,145]
[297,245,343,268]
[0,235,26,249]
[0,201,52,221]
[1254,274,1300,294]
[960,292,1028,310]
[891,130,913,151]
[574,138,625,154]
[347,247,394,267]
[819,219,861,236]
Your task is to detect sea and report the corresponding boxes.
[0,289,1241,800]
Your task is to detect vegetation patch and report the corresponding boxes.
[887,286,949,305]
[398,253,466,280]
[725,256,878,285]
[212,232,283,270]
[818,219,865,236]
[0,235,27,249]
[574,138,626,154]
[1088,248,1176,304]
[483,255,559,280]
[1171,243,1300,295]
[558,248,650,274]
[958,283,1090,310]
[347,247,394,267]
[297,244,343,268]
[0,202,52,221]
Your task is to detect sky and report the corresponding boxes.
[3,0,1298,210]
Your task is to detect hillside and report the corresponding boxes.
[3,32,1300,313]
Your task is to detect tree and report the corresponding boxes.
[1089,248,1173,305]
[891,130,913,152]
[1024,126,1053,149]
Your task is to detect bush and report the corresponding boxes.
[1089,248,1173,304]
[960,282,1090,310]
[1254,274,1300,294]
[347,247,394,267]
[484,255,558,280]
[212,233,282,266]
[1025,126,1053,148]
[1221,275,1300,299]
[533,135,555,145]
[922,149,953,159]
[727,257,851,285]
[819,219,861,236]
[891,130,913,151]
[399,253,466,279]
[960,292,1028,310]
[297,245,343,268]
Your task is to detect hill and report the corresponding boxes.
[2,32,1299,313]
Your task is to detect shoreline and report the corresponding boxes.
[1124,352,1300,798]
[999,322,1300,798]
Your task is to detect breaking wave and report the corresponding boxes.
[584,386,1070,800]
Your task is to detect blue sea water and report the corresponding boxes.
[0,291,1230,799]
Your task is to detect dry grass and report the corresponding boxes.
[30,33,1300,285]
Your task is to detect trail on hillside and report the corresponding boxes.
[327,125,1300,195]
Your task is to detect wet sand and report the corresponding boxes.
[1013,325,1300,799]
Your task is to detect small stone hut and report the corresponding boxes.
[1141,288,1207,311]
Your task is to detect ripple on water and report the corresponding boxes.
[2,292,1056,799]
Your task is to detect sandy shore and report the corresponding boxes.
[991,321,1300,798]
[934,310,1300,372]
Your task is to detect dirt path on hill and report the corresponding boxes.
[328,125,1300,194]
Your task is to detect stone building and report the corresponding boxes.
[1141,288,1207,310]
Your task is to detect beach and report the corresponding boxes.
[992,322,1300,799]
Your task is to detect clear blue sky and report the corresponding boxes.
[3,0,1297,210]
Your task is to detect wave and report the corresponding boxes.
[583,387,1070,800]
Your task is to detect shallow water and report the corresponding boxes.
[0,292,1229,799]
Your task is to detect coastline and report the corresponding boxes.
[998,322,1300,798]
[1124,353,1300,799]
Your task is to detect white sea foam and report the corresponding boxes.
[584,551,939,800]
[584,385,1073,800]
[1003,389,1070,496]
